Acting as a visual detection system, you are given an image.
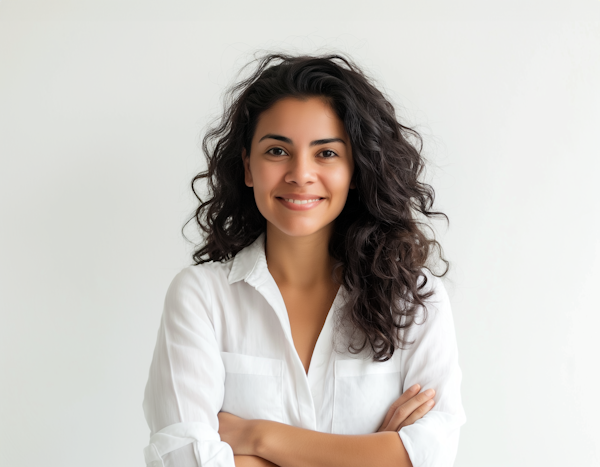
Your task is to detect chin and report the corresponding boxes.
[269,220,333,239]
[278,228,322,238]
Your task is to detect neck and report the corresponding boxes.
[265,223,337,290]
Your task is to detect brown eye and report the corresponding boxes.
[267,147,287,156]
[319,149,338,159]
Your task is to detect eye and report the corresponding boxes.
[319,149,338,159]
[267,147,288,156]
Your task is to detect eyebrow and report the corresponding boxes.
[258,134,347,146]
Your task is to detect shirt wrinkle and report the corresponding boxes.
[163,314,184,424]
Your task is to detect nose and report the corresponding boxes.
[284,151,316,186]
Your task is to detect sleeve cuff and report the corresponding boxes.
[143,422,235,467]
[398,411,465,467]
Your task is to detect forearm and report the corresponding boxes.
[235,455,279,467]
[254,421,413,467]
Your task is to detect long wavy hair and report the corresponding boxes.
[185,53,449,362]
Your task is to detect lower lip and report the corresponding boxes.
[276,197,324,211]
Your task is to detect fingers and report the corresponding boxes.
[396,383,422,407]
[383,388,436,432]
[377,384,421,431]
[398,398,435,430]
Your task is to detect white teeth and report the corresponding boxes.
[284,198,321,205]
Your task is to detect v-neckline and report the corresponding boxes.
[305,285,342,379]
[261,272,343,378]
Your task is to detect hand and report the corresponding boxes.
[217,411,260,456]
[376,383,436,432]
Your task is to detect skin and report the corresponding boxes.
[219,97,435,467]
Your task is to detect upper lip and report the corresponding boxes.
[277,194,325,200]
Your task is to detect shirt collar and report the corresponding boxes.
[227,232,269,287]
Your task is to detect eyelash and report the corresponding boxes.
[267,147,338,159]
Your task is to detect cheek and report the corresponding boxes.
[250,163,282,213]
[251,162,281,189]
[327,169,353,199]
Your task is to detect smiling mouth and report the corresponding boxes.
[276,197,324,205]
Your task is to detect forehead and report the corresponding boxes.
[253,97,347,141]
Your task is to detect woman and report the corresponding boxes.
[143,53,466,467]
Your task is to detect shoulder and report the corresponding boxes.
[395,269,459,359]
[168,258,233,290]
[418,269,451,309]
[163,259,234,311]
[409,268,454,331]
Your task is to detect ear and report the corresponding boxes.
[242,148,253,187]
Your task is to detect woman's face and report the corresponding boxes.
[243,96,354,239]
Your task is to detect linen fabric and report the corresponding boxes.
[142,232,466,467]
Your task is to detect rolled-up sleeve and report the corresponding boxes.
[143,267,235,467]
[398,273,466,467]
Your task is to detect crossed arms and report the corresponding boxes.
[221,383,436,467]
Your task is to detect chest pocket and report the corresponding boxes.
[332,356,402,435]
[220,351,284,422]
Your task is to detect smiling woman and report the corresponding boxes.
[142,54,466,467]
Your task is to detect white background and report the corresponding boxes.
[1,2,599,466]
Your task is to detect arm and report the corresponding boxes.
[220,382,437,467]
[235,455,279,467]
[254,421,413,467]
[397,273,467,467]
[142,267,235,467]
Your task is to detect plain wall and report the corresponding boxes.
[1,2,599,466]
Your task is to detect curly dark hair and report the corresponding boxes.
[185,53,449,362]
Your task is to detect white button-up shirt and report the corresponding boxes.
[143,233,466,467]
